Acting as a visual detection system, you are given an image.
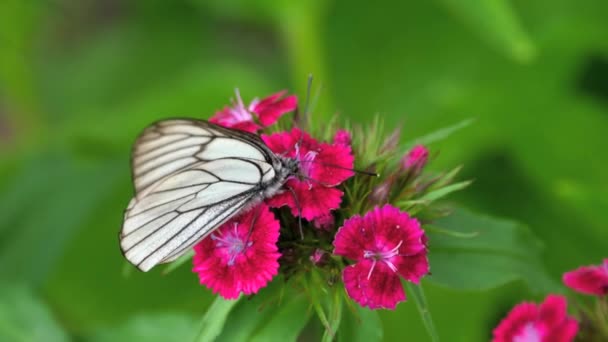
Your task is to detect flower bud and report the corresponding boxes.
[401,145,428,174]
[369,180,393,204]
[310,249,328,266]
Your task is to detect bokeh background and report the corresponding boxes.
[1,0,607,341]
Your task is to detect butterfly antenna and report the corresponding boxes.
[299,159,379,177]
[286,185,304,240]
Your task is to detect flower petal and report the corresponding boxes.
[492,302,539,342]
[562,260,608,296]
[343,260,406,310]
[333,213,367,261]
[252,91,297,126]
[311,142,354,186]
[395,252,429,284]
[192,204,281,299]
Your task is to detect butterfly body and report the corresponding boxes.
[120,119,299,272]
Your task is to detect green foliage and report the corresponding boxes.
[338,304,383,342]
[0,283,68,342]
[90,313,197,342]
[427,208,559,293]
[434,0,536,62]
[0,0,607,340]
[195,296,241,342]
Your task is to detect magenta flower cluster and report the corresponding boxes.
[492,258,608,341]
[191,90,431,309]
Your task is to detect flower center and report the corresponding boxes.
[211,223,253,266]
[300,151,318,177]
[514,323,542,342]
[227,89,253,124]
[363,240,403,279]
[293,143,318,187]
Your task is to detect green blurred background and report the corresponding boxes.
[1,0,607,341]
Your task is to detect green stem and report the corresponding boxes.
[0,0,45,145]
[277,1,333,123]
[406,283,439,342]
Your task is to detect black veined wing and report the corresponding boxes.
[120,119,286,272]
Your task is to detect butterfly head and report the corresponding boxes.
[277,156,300,181]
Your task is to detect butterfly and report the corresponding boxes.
[119,119,299,272]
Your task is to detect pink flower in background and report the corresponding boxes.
[192,204,281,299]
[333,129,352,146]
[401,145,429,173]
[262,128,354,221]
[492,295,578,342]
[563,259,608,296]
[333,205,429,309]
[210,90,297,132]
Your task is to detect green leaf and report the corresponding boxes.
[423,224,479,239]
[406,284,439,342]
[321,288,343,342]
[419,180,473,203]
[305,269,342,341]
[402,118,474,150]
[427,208,559,293]
[337,303,383,342]
[250,294,312,342]
[430,166,464,190]
[435,0,536,62]
[195,296,242,342]
[0,283,68,342]
[216,279,285,341]
[91,313,196,342]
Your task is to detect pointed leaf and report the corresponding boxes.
[195,296,242,342]
[435,0,536,62]
[250,294,311,342]
[337,303,383,342]
[406,284,439,342]
[427,208,559,293]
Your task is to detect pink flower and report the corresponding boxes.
[262,128,354,221]
[492,295,578,342]
[332,205,429,310]
[209,90,297,132]
[401,145,429,173]
[192,204,281,299]
[333,129,352,146]
[563,259,608,296]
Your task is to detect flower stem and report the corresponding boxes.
[277,1,334,123]
[406,283,440,342]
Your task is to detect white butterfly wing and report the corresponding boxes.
[132,119,271,197]
[121,119,277,271]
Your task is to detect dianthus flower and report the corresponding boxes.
[333,205,429,309]
[210,90,297,133]
[192,204,281,299]
[262,128,354,221]
[492,294,578,342]
[562,258,608,296]
[401,144,429,173]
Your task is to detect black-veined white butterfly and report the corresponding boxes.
[119,119,299,272]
